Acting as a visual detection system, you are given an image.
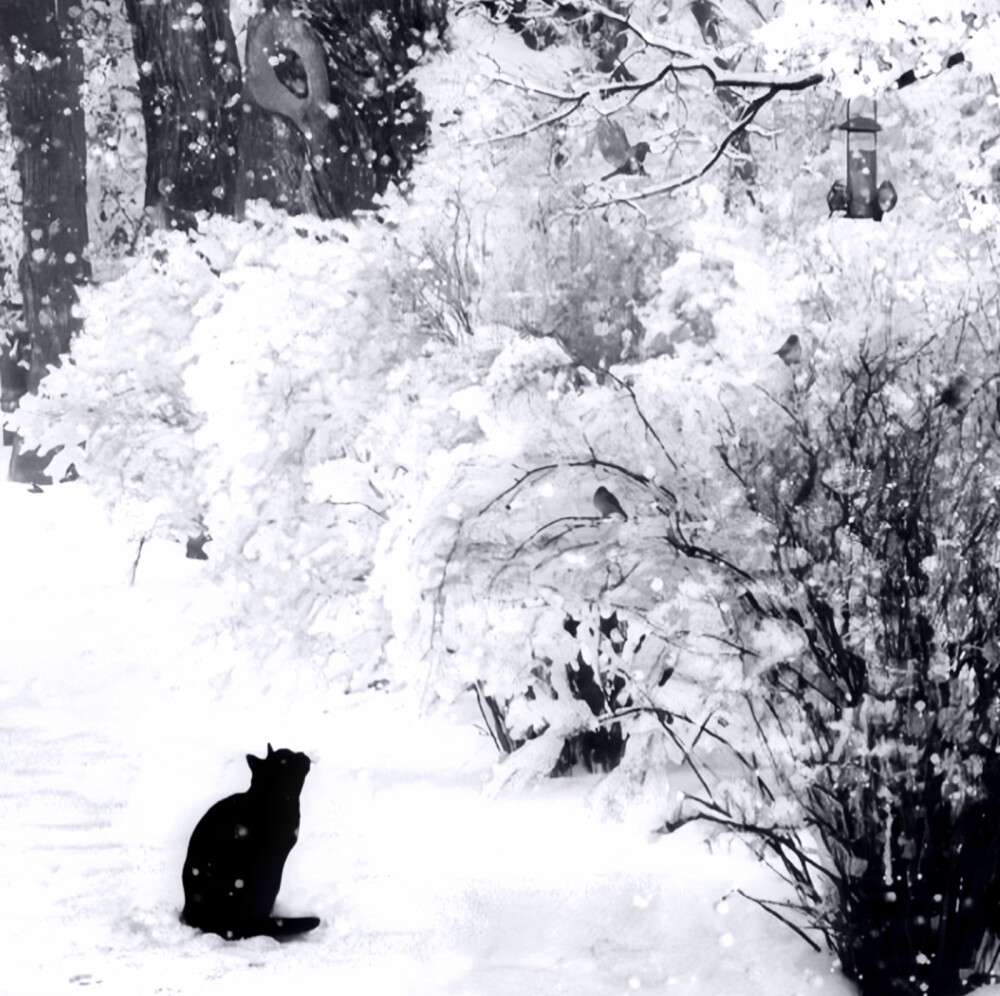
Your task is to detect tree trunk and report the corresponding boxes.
[0,0,91,483]
[123,0,242,228]
[240,0,443,220]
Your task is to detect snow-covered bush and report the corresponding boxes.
[364,305,766,792]
[12,202,451,681]
[473,606,661,777]
[687,319,1000,996]
[7,11,684,690]
[11,189,680,695]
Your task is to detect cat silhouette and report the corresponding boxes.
[181,744,320,940]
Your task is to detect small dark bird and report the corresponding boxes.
[186,532,211,561]
[936,374,972,410]
[876,180,898,214]
[775,334,803,367]
[827,180,848,217]
[602,142,651,181]
[593,486,628,521]
[596,118,650,182]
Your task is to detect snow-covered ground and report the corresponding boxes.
[0,479,856,996]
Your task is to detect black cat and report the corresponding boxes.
[181,744,320,940]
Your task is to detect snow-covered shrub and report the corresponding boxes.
[388,190,480,342]
[690,325,1000,996]
[366,312,763,793]
[398,11,683,363]
[392,173,667,364]
[11,202,456,681]
[527,209,661,369]
[15,195,682,693]
[474,607,653,777]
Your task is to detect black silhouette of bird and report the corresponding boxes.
[596,118,650,182]
[936,374,972,410]
[775,334,803,367]
[876,180,898,214]
[602,142,650,181]
[186,532,211,561]
[593,486,628,521]
[872,180,897,222]
[827,180,848,217]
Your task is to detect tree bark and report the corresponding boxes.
[240,0,444,219]
[0,0,91,391]
[123,0,242,228]
[0,0,91,482]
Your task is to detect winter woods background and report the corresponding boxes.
[3,2,1000,994]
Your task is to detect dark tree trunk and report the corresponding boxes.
[123,0,242,228]
[0,0,91,482]
[306,0,445,201]
[238,5,369,220]
[240,0,444,219]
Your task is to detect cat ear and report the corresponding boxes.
[267,743,275,758]
[247,753,262,773]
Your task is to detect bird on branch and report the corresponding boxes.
[935,374,972,411]
[774,334,803,367]
[593,485,628,521]
[596,118,651,182]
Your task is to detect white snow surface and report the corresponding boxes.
[0,480,862,996]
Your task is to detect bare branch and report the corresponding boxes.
[574,1,824,91]
[599,367,680,472]
[478,463,560,515]
[734,889,824,953]
[588,81,805,207]
[487,56,823,109]
[324,499,388,520]
[508,514,596,561]
[479,95,586,144]
[431,528,462,644]
[478,7,823,206]
[486,70,582,104]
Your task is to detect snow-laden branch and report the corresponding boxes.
[587,82,791,207]
[486,60,820,170]
[575,0,825,91]
[482,7,822,190]
[488,59,823,109]
[476,80,586,144]
[484,0,959,151]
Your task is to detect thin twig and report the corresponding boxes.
[477,94,587,144]
[599,367,679,471]
[587,81,820,208]
[129,535,146,587]
[734,889,823,952]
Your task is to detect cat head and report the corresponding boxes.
[246,744,312,794]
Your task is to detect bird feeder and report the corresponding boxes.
[828,96,897,222]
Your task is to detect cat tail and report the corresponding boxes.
[188,916,321,940]
[258,915,321,938]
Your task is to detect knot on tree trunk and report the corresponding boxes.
[245,9,331,146]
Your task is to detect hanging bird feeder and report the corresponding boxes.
[827,96,897,222]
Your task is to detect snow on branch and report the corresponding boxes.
[487,51,823,112]
[587,82,798,207]
[575,0,824,92]
[482,4,823,204]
